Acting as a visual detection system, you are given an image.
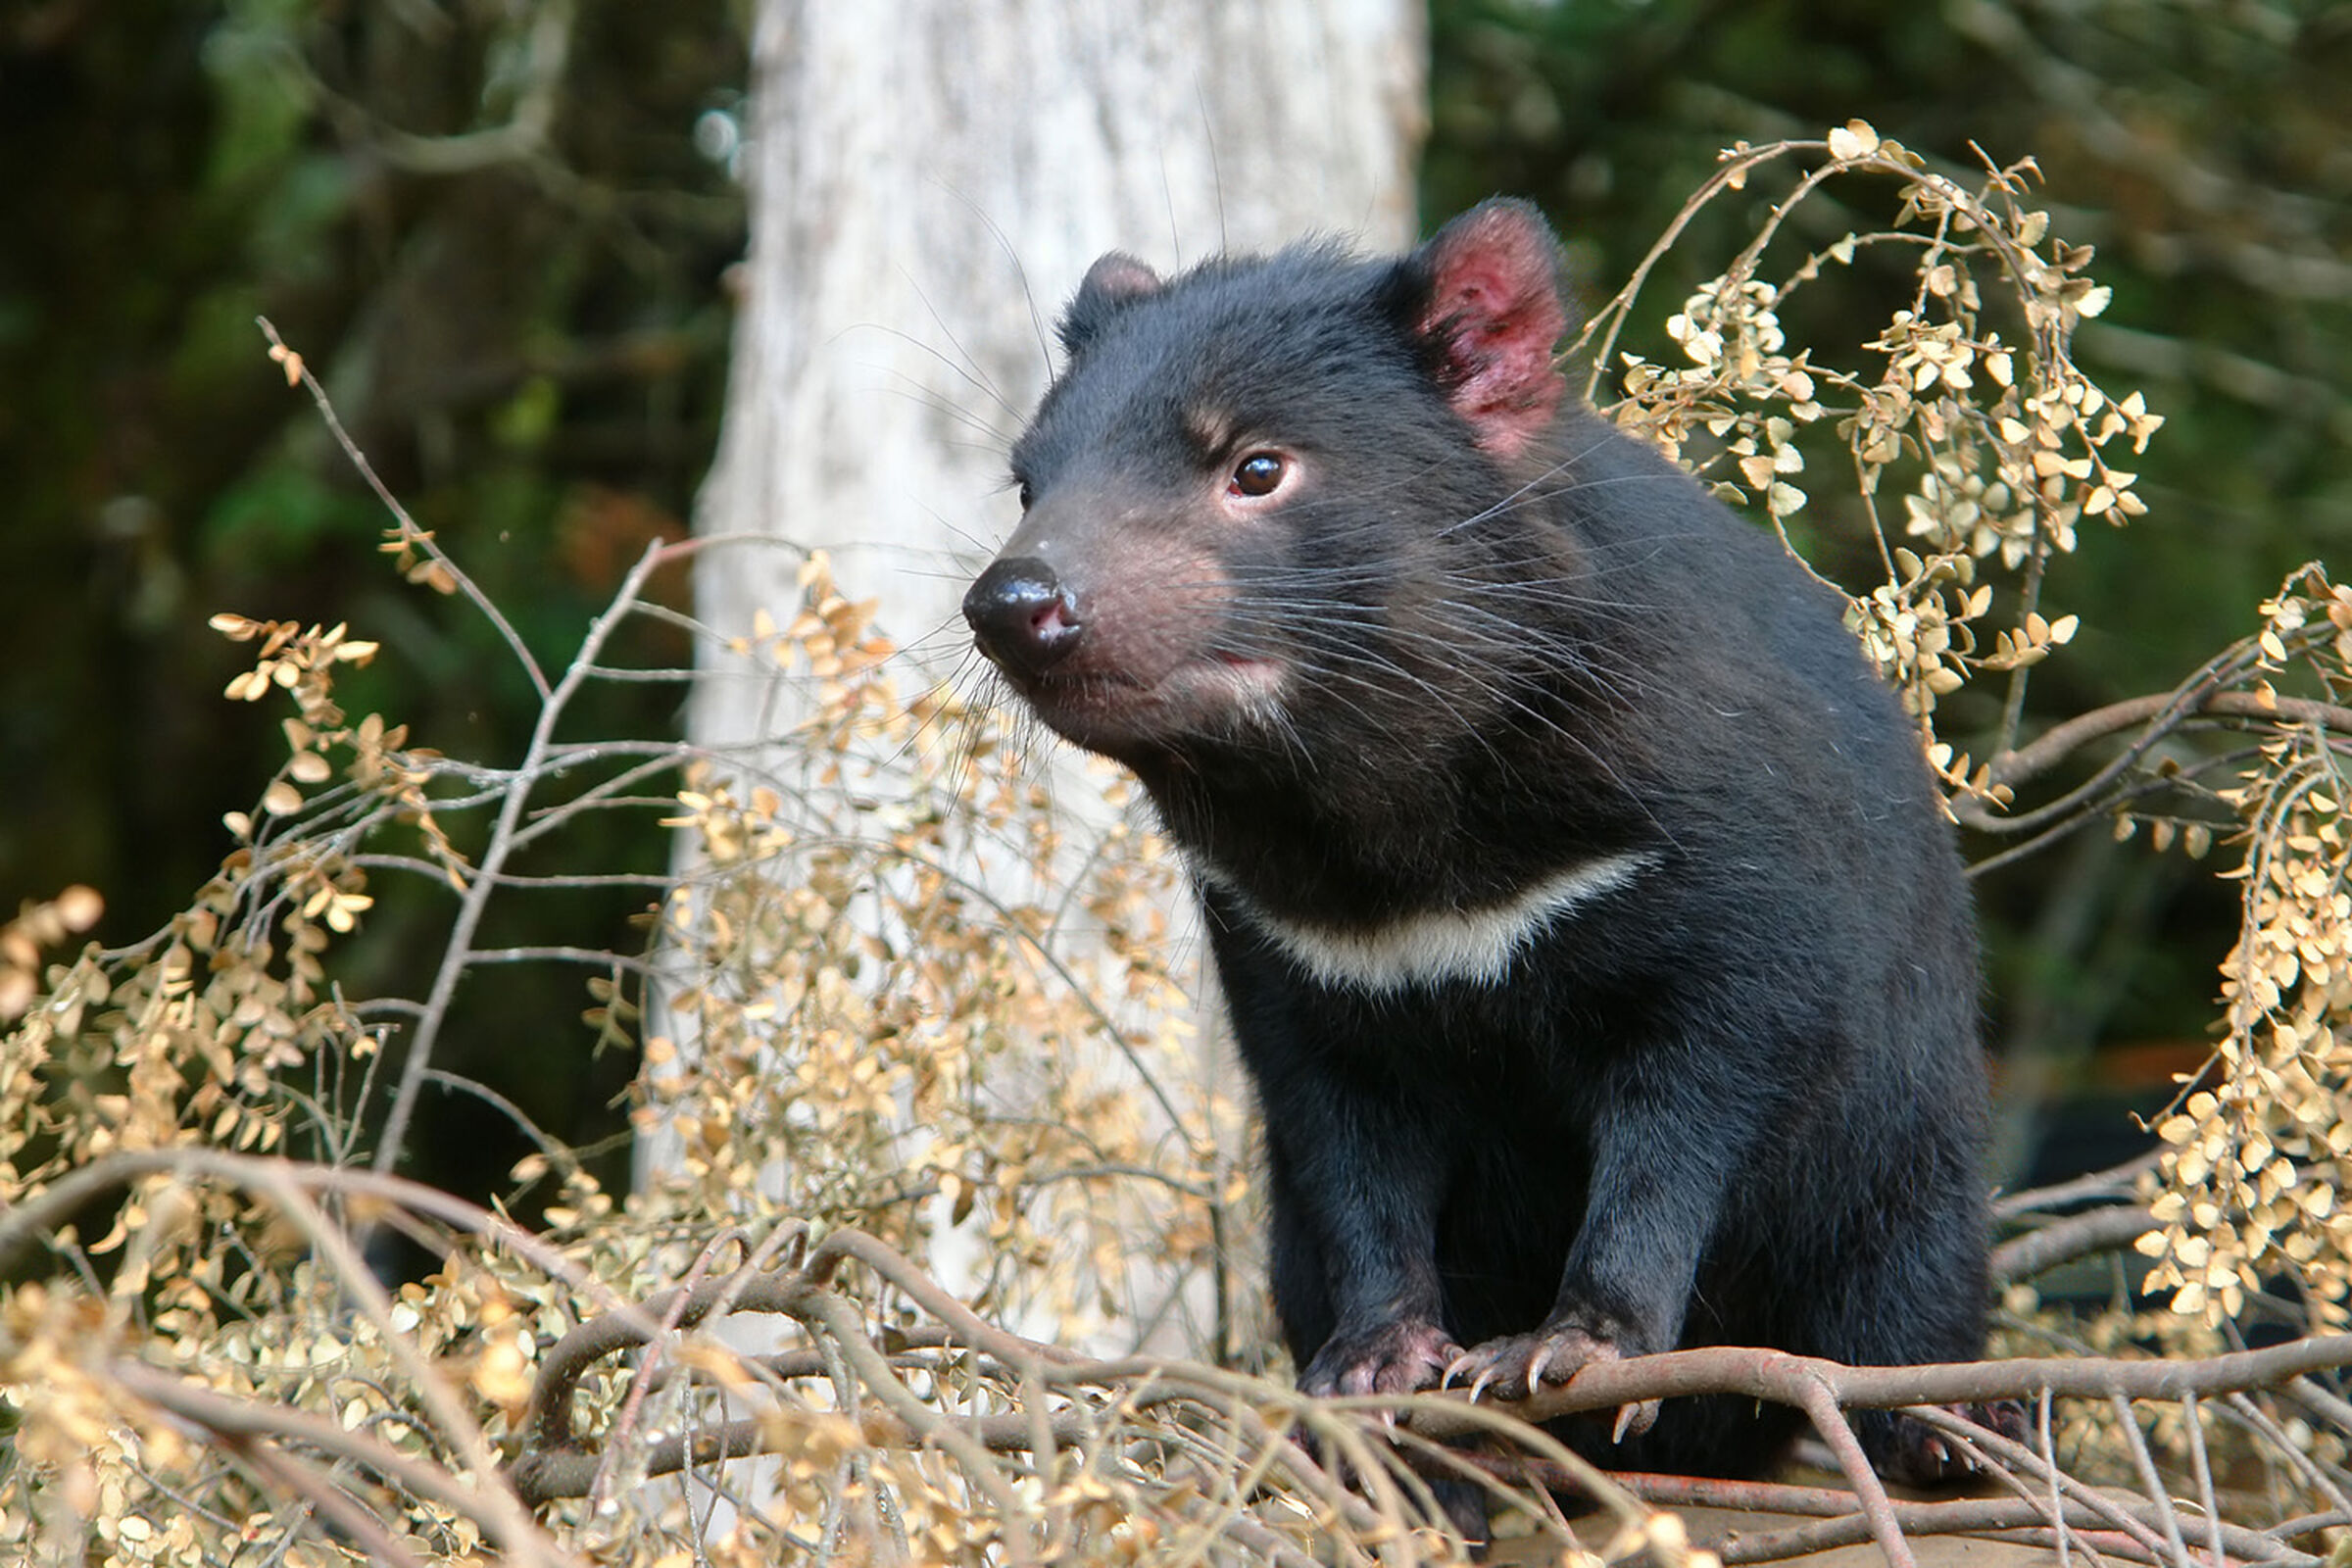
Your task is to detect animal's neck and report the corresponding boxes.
[1133,717,1653,930]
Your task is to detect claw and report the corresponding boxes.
[1611,1398,1661,1444]
[1442,1351,1474,1391]
[1524,1343,1554,1392]
[1467,1366,1497,1404]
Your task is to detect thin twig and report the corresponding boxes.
[372,537,676,1176]
[586,1227,749,1516]
[234,1441,434,1568]
[1796,1377,1916,1568]
[1995,1152,2164,1218]
[2043,1388,2082,1568]
[2181,1393,2225,1568]
[2225,1391,2352,1519]
[2109,1391,2194,1568]
[1991,1204,2155,1283]
[1692,1494,2296,1568]
[256,318,549,701]
[109,1362,564,1566]
[1906,1404,2177,1565]
[244,1164,538,1554]
[1966,686,2352,836]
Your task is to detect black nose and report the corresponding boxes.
[963,556,1083,678]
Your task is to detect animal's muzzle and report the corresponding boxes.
[964,556,1084,678]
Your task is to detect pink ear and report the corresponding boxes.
[1080,251,1161,306]
[1058,252,1164,354]
[1415,201,1569,460]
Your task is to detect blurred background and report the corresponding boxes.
[4,0,2347,1209]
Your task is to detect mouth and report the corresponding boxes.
[1000,655,1286,751]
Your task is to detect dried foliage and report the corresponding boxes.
[0,888,101,1023]
[2138,569,2352,1334]
[5,128,2352,1568]
[1587,124,2352,1357]
[639,566,1240,1353]
[1586,122,2160,797]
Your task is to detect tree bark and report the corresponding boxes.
[649,0,1425,1350]
[690,0,1425,706]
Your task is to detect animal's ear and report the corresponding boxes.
[1403,199,1570,460]
[1057,251,1162,356]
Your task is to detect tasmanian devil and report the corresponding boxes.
[962,199,1997,1488]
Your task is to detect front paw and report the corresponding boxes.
[1444,1316,1661,1438]
[1444,1318,1627,1403]
[1298,1319,1464,1397]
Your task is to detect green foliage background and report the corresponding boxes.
[4,0,2348,1203]
[1,1,747,1208]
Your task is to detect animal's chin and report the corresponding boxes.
[1014,656,1287,755]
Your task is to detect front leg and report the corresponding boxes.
[1259,1074,1461,1399]
[1448,1052,1742,1415]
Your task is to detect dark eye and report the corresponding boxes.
[1230,453,1286,497]
[1015,478,1035,510]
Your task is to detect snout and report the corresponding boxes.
[963,556,1084,679]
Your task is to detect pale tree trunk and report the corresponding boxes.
[647,0,1423,1350]
[692,0,1423,693]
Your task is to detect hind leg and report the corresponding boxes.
[1865,1399,2031,1486]
[1800,1160,2013,1484]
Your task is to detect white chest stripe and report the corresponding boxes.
[1206,852,1654,993]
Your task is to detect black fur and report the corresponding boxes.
[964,200,1994,1489]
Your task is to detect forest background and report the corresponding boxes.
[9,0,2342,1212]
[5,2,2352,1563]
[3,0,2349,1307]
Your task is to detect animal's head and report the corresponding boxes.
[963,199,1576,767]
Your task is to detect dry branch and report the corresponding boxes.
[1992,1205,2157,1282]
[13,1137,2348,1567]
[1624,1482,2303,1567]
[492,1220,2352,1565]
[107,1361,568,1568]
